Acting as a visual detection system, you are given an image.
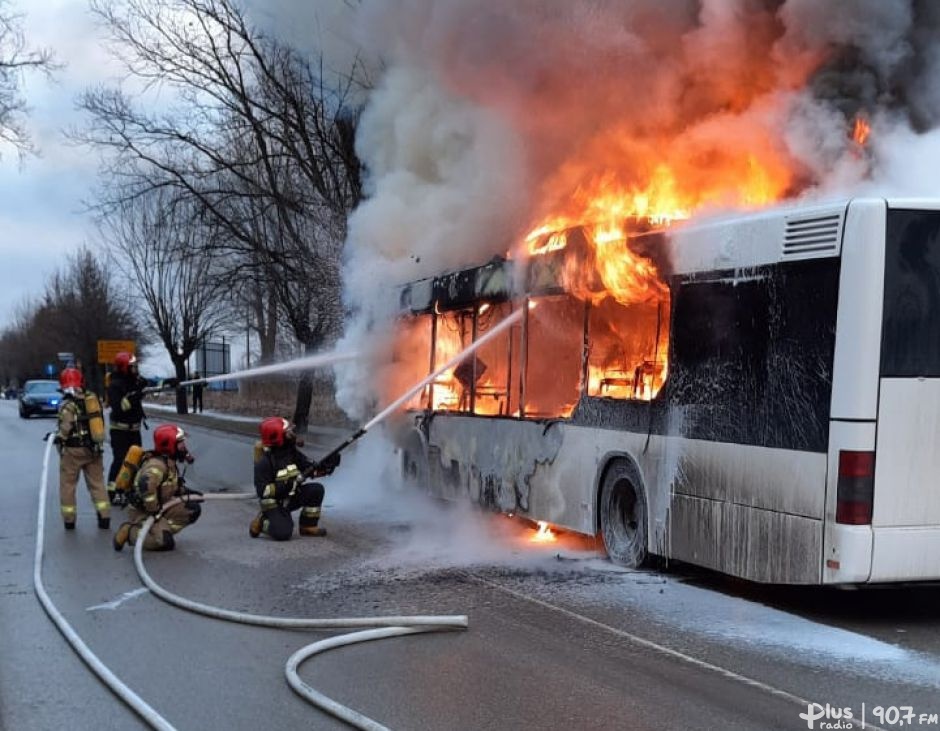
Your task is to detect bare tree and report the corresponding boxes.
[0,0,56,158]
[100,190,232,413]
[75,0,365,429]
[0,248,145,391]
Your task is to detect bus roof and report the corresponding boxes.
[398,197,940,313]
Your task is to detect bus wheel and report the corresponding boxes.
[599,460,648,568]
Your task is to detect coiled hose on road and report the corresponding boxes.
[34,439,469,731]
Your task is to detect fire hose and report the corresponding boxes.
[33,316,524,727]
[33,438,468,731]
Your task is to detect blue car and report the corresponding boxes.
[19,380,62,418]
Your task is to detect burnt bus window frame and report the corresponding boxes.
[882,209,940,377]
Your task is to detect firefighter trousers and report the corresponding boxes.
[126,500,202,551]
[261,482,324,541]
[107,428,142,484]
[59,446,109,524]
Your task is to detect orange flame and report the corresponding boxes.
[853,115,871,146]
[530,521,557,543]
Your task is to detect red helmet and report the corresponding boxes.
[114,351,137,375]
[153,424,187,458]
[260,417,293,447]
[59,368,83,394]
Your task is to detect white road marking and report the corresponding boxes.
[86,587,149,611]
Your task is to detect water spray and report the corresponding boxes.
[139,348,363,396]
[142,309,522,469]
[314,307,524,466]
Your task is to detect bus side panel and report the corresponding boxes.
[869,380,940,581]
[674,440,825,517]
[425,415,590,530]
[424,416,670,543]
[669,494,822,584]
[667,439,826,584]
[873,380,940,527]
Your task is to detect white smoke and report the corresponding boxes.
[242,0,940,414]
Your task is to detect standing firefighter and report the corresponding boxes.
[54,368,109,530]
[250,417,339,540]
[113,424,202,552]
[107,351,146,504]
[191,371,204,413]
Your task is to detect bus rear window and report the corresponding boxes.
[883,210,940,377]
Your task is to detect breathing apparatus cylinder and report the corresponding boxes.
[83,393,106,446]
[114,444,145,493]
[252,440,264,464]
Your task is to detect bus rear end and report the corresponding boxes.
[826,200,940,583]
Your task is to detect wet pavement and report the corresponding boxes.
[2,399,939,730]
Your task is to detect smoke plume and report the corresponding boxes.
[321,0,940,415]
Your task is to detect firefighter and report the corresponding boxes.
[54,368,109,530]
[107,351,147,504]
[191,371,204,413]
[113,424,202,552]
[250,417,340,540]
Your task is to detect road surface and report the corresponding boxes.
[1,400,939,730]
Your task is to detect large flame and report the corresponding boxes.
[515,140,792,412]
[524,152,791,304]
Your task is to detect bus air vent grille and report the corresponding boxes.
[783,213,842,257]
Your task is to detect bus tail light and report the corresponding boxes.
[836,451,875,525]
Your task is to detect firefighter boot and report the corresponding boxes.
[249,512,263,539]
[97,512,111,530]
[64,521,76,530]
[113,522,132,552]
[298,503,325,537]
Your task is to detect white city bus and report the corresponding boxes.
[391,198,940,584]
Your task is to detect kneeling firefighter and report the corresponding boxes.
[113,424,202,552]
[54,367,109,530]
[250,417,340,540]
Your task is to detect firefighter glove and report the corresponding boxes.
[319,453,341,475]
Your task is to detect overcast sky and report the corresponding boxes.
[0,0,359,376]
[0,0,112,323]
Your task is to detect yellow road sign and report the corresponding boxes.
[97,340,136,365]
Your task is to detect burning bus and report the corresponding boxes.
[388,198,940,585]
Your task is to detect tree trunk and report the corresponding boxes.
[172,356,189,415]
[261,293,277,362]
[292,342,315,433]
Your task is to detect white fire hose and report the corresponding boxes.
[33,439,176,730]
[34,440,468,730]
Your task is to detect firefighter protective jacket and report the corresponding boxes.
[57,395,95,449]
[254,444,319,511]
[133,455,183,514]
[107,372,147,428]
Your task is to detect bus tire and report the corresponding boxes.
[599,459,648,568]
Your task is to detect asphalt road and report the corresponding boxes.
[2,399,939,731]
